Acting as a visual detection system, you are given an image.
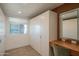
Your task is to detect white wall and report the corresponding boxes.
[5,17,30,50]
[49,11,57,41]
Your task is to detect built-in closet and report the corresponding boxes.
[0,8,6,55]
[30,10,57,56]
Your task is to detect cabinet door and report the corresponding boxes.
[0,22,5,55]
[30,18,41,54]
[0,8,6,55]
[40,12,49,56]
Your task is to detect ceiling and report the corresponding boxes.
[0,3,63,19]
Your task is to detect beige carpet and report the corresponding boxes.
[5,46,41,56]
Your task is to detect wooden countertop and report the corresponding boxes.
[50,40,79,52]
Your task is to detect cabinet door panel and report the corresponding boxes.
[0,8,5,55]
[30,18,41,54]
[40,13,49,56]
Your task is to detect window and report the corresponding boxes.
[10,23,27,34]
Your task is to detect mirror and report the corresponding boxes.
[60,8,79,41]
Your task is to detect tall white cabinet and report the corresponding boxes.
[30,10,57,56]
[0,8,6,55]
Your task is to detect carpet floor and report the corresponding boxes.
[5,46,41,56]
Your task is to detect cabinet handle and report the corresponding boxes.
[40,35,42,39]
[0,40,1,43]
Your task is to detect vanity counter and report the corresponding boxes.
[50,40,79,53]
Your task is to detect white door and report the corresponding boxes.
[0,21,5,55]
[30,18,41,54]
